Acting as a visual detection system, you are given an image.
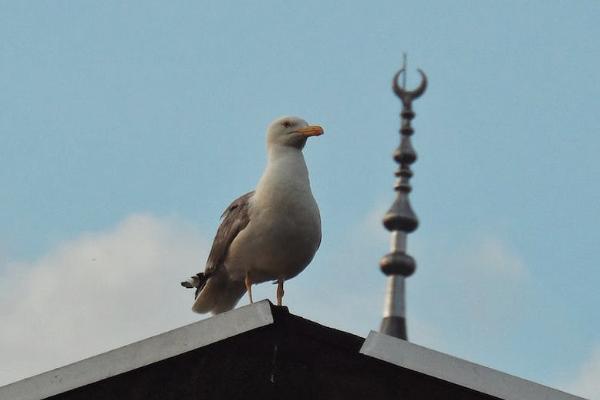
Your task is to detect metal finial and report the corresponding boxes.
[392,69,428,107]
[380,60,427,340]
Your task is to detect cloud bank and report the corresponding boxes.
[566,345,600,400]
[0,214,206,385]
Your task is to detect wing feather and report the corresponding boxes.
[204,191,254,277]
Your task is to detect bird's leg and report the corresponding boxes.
[276,279,284,306]
[245,272,253,304]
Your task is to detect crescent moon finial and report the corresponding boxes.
[392,68,428,105]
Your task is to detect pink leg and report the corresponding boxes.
[245,273,253,304]
[276,279,284,306]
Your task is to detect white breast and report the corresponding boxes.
[225,146,321,283]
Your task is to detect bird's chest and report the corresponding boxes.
[253,192,320,251]
[227,192,321,281]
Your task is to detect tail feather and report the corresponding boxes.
[192,270,246,314]
[181,273,209,299]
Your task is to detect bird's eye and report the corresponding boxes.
[282,121,293,128]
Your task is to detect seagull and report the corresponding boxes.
[181,116,323,314]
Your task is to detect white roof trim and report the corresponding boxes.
[360,331,585,400]
[0,300,274,400]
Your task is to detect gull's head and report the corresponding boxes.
[266,116,324,151]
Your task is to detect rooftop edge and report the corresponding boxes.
[360,331,586,400]
[0,300,274,400]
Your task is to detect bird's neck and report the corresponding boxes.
[255,145,311,200]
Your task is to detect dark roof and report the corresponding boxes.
[0,301,584,400]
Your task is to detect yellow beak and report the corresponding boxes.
[296,125,324,137]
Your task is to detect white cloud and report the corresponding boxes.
[413,232,531,337]
[565,345,600,400]
[466,236,529,280]
[0,214,207,386]
[449,235,530,326]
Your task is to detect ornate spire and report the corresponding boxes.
[380,57,427,340]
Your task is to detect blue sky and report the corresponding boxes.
[1,1,599,398]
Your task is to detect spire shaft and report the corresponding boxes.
[380,63,427,340]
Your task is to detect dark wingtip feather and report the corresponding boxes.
[181,273,210,299]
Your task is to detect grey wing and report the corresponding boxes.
[204,191,254,277]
